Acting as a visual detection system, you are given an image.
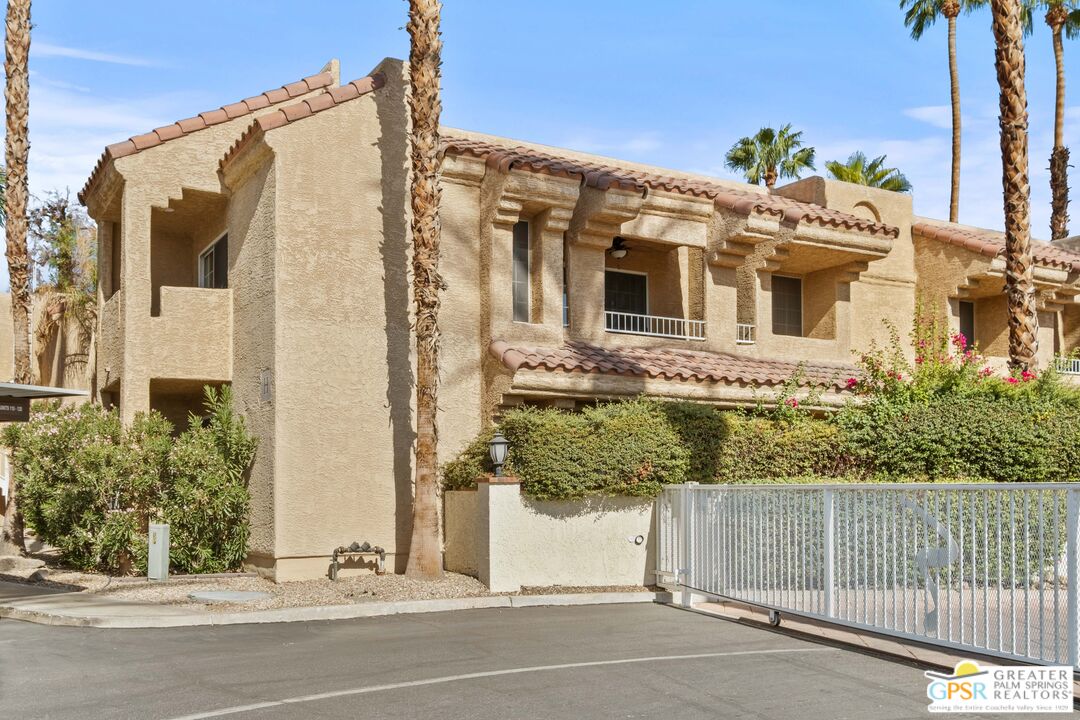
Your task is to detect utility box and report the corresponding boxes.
[148,523,170,581]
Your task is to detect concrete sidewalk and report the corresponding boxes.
[0,580,670,628]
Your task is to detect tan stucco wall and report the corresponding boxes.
[445,482,655,592]
[91,79,329,425]
[84,56,1080,582]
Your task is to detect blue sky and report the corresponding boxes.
[17,0,1080,242]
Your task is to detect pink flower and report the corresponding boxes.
[785,397,799,408]
[1021,370,1037,382]
[1006,377,1019,384]
[915,356,924,365]
[845,377,858,390]
[978,367,995,378]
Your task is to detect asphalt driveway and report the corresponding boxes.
[0,603,1059,719]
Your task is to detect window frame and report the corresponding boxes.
[197,232,229,290]
[604,269,649,316]
[770,274,804,338]
[958,300,975,348]
[512,221,530,323]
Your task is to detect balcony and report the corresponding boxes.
[1056,357,1080,375]
[604,311,705,341]
[147,286,232,381]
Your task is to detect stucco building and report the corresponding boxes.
[78,58,1080,580]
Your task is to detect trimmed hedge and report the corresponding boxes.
[443,400,856,500]
[444,394,1080,501]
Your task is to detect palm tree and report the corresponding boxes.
[404,0,444,579]
[991,0,1039,370]
[2,0,30,556]
[826,152,914,192]
[901,0,985,223]
[1040,0,1080,239]
[724,125,815,190]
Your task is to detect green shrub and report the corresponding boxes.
[163,387,257,573]
[442,400,853,500]
[4,386,257,575]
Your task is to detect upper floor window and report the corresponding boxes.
[605,270,647,315]
[958,300,975,347]
[199,234,228,289]
[771,275,802,337]
[512,221,529,322]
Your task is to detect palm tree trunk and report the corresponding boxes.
[404,0,444,579]
[1,0,31,556]
[947,12,962,223]
[1049,13,1069,240]
[991,0,1038,372]
[4,0,30,385]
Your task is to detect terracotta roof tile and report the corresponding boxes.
[489,340,855,389]
[219,73,386,172]
[443,136,899,239]
[79,69,336,204]
[221,101,250,119]
[913,221,1080,272]
[198,108,230,126]
[242,94,271,111]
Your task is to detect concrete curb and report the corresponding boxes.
[0,591,673,629]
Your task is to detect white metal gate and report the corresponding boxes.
[656,483,1080,667]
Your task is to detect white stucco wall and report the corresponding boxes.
[444,480,656,592]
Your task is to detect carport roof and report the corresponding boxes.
[0,383,89,399]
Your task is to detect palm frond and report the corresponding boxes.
[725,124,815,187]
[826,152,912,192]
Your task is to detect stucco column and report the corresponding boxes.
[534,207,573,332]
[754,270,774,354]
[704,264,738,352]
[476,475,522,593]
[567,242,607,343]
[119,194,153,423]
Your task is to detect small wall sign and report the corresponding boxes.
[0,398,29,422]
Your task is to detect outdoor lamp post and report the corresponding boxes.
[489,431,509,477]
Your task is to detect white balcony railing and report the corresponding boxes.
[604,311,705,341]
[1056,357,1080,375]
[736,323,756,345]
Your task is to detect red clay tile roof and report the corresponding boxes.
[489,340,855,389]
[219,74,385,171]
[913,221,1080,272]
[444,136,899,239]
[78,70,336,204]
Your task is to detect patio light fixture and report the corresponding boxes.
[489,430,509,477]
[608,237,628,259]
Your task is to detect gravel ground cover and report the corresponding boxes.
[0,565,652,613]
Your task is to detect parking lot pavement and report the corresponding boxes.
[0,603,1063,719]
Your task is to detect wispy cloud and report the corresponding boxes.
[33,42,160,68]
[557,131,664,157]
[904,105,952,129]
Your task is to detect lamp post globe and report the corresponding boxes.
[489,431,509,477]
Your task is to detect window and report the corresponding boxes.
[512,221,529,322]
[605,271,647,315]
[771,275,802,337]
[198,234,228,289]
[958,301,975,348]
[562,237,570,327]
